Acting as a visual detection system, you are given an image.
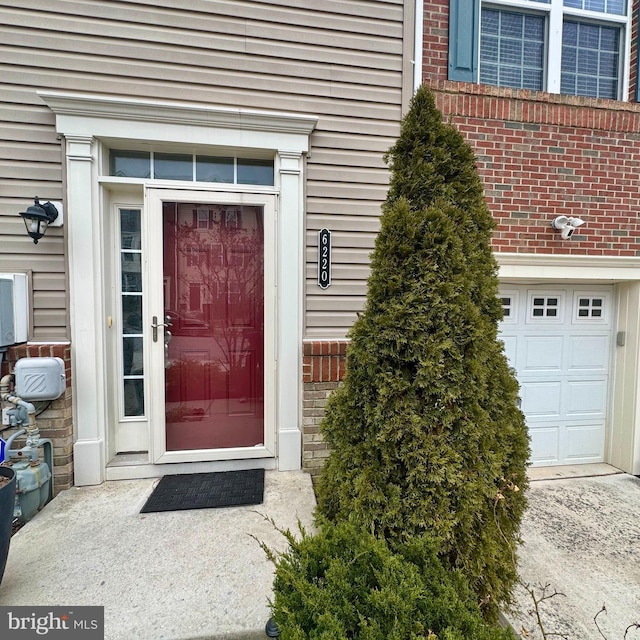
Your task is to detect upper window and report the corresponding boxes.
[109,150,275,186]
[480,9,546,90]
[454,0,630,100]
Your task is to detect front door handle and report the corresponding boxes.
[151,315,167,342]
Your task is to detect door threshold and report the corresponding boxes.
[105,457,277,481]
[109,452,150,467]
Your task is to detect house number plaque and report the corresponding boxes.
[318,228,331,289]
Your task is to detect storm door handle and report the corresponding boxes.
[151,315,168,342]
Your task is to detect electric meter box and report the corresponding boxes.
[0,273,28,347]
[15,357,66,401]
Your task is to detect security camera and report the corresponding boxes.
[551,216,585,240]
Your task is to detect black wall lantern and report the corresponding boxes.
[19,196,62,244]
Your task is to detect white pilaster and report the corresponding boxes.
[277,150,304,470]
[66,135,106,485]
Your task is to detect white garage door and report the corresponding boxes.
[498,286,613,466]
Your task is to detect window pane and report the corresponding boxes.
[501,12,523,39]
[563,0,626,14]
[480,9,545,91]
[483,9,499,35]
[154,153,193,181]
[237,158,274,185]
[121,254,142,292]
[524,41,544,67]
[122,296,143,334]
[606,0,625,15]
[578,49,599,73]
[562,46,577,72]
[499,66,523,86]
[123,380,144,417]
[561,21,619,99]
[120,209,141,249]
[110,151,151,178]
[523,70,544,89]
[585,0,606,12]
[481,63,498,85]
[500,39,523,65]
[599,51,617,76]
[563,20,578,46]
[122,337,144,375]
[525,14,544,40]
[600,28,619,51]
[196,156,234,183]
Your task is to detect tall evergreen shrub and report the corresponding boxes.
[315,85,530,618]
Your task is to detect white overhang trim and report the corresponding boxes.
[497,252,640,282]
[38,91,319,136]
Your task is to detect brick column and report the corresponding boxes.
[302,340,348,476]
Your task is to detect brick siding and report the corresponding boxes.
[302,340,347,475]
[424,0,640,256]
[1,344,73,493]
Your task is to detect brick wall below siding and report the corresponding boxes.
[423,0,640,257]
[302,340,347,476]
[1,344,73,493]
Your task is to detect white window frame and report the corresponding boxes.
[480,0,632,99]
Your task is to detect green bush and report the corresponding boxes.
[265,520,516,640]
[315,85,530,620]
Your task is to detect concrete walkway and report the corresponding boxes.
[3,466,638,640]
[0,471,316,640]
[507,471,640,639]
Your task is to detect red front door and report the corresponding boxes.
[162,202,264,451]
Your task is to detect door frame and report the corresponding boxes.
[42,91,317,485]
[146,188,277,464]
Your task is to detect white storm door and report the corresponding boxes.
[146,189,276,464]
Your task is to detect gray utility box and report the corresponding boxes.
[0,273,29,347]
[15,357,66,402]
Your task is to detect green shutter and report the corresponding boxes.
[448,0,480,82]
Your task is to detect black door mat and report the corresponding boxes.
[140,469,265,513]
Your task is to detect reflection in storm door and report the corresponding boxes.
[162,202,265,451]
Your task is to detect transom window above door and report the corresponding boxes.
[109,150,274,186]
[450,0,630,100]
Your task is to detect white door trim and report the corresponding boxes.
[42,92,317,485]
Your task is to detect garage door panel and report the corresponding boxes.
[500,335,517,369]
[529,426,560,463]
[521,381,561,417]
[566,380,607,417]
[498,285,612,467]
[567,335,610,372]
[522,336,563,372]
[565,424,605,461]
